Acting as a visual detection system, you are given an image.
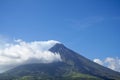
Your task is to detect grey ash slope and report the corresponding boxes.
[0,43,120,80]
[49,43,120,80]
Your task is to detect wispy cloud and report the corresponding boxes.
[93,58,103,65]
[65,16,104,29]
[0,39,61,73]
[93,57,120,72]
[65,16,120,31]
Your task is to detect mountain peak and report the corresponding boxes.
[49,43,66,52]
[0,42,120,80]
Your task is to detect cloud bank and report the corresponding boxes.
[93,57,120,72]
[0,39,61,73]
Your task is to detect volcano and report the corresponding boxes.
[0,43,120,80]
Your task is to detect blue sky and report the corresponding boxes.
[0,0,120,60]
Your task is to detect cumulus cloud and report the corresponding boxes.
[93,59,103,65]
[93,57,120,72]
[105,57,120,71]
[0,39,61,73]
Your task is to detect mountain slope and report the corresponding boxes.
[0,62,101,80]
[0,43,120,80]
[49,43,120,80]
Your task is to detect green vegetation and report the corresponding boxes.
[64,72,102,80]
[12,72,102,80]
[14,72,102,80]
[14,75,102,80]
[17,76,34,80]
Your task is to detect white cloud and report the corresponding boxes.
[93,57,120,72]
[104,57,120,71]
[0,39,61,73]
[93,58,103,65]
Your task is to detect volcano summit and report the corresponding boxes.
[0,40,120,80]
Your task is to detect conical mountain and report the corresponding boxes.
[49,43,120,80]
[0,43,120,80]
